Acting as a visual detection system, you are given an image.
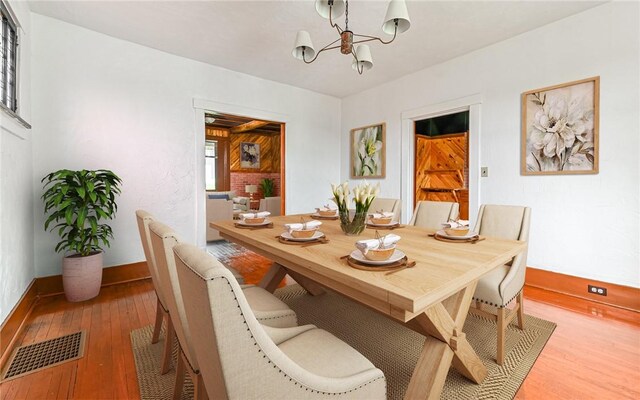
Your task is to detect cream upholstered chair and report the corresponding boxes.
[135,210,173,374]
[149,221,299,399]
[259,196,281,216]
[408,201,459,229]
[173,243,386,400]
[369,197,401,222]
[469,204,531,365]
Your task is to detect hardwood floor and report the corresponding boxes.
[0,279,638,399]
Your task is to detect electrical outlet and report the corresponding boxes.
[588,284,607,296]
[481,167,489,177]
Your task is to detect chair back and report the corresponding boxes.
[148,221,199,372]
[369,197,401,221]
[409,201,459,229]
[259,196,281,216]
[474,205,530,241]
[135,210,167,308]
[474,204,531,299]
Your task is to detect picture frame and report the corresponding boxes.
[240,142,260,169]
[350,122,386,179]
[521,76,599,175]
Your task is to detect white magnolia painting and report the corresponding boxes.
[522,77,599,175]
[350,123,386,179]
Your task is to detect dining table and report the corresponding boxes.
[210,214,527,399]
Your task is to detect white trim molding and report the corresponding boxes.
[192,98,289,248]
[400,94,482,225]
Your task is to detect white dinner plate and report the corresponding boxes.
[349,249,406,265]
[436,230,478,240]
[280,231,325,242]
[237,219,271,226]
[366,221,400,228]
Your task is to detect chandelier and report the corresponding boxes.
[292,0,410,74]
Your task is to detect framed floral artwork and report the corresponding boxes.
[522,76,599,175]
[350,122,386,179]
[240,142,260,169]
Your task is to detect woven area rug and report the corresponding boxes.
[131,285,555,400]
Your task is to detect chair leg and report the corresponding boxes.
[173,352,186,400]
[496,307,506,365]
[151,298,164,344]
[194,371,209,400]
[516,291,525,330]
[161,316,175,374]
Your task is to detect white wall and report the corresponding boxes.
[341,2,640,288]
[0,0,34,323]
[31,14,341,277]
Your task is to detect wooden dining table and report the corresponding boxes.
[211,214,527,399]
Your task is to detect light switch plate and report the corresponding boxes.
[481,167,489,177]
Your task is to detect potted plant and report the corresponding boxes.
[42,169,122,302]
[259,178,275,197]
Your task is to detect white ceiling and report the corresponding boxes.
[28,0,604,98]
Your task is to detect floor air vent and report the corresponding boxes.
[1,331,86,381]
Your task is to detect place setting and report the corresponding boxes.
[310,204,339,220]
[365,210,403,230]
[429,219,485,244]
[234,211,274,229]
[342,232,416,274]
[277,219,329,247]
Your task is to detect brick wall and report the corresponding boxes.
[230,172,281,200]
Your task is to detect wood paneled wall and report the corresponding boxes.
[230,133,281,173]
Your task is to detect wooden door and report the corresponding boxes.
[414,132,469,219]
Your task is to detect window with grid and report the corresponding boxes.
[0,2,18,112]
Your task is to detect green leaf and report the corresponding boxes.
[77,187,86,199]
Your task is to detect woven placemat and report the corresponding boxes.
[131,285,555,400]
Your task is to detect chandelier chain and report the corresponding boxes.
[345,1,349,31]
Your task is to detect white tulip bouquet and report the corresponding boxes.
[331,181,379,235]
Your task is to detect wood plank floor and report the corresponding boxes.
[1,279,638,399]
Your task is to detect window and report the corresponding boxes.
[0,1,18,112]
[205,140,218,190]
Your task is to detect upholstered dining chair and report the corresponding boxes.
[408,201,459,230]
[369,197,401,222]
[148,221,299,399]
[469,204,531,365]
[259,196,281,216]
[135,210,173,374]
[173,242,387,400]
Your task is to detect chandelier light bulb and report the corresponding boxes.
[315,0,346,19]
[382,0,411,35]
[292,30,316,60]
[352,45,373,72]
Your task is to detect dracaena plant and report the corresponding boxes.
[42,169,122,256]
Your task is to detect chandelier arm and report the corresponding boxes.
[351,48,364,75]
[328,6,344,33]
[352,27,398,45]
[302,38,342,64]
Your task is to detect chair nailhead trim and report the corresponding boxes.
[473,290,522,309]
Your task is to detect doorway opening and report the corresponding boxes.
[204,112,286,241]
[414,111,469,219]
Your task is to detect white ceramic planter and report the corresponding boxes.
[62,251,103,302]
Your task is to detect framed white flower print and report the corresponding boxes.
[350,123,386,179]
[522,77,599,175]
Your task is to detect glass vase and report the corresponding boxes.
[339,209,367,236]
